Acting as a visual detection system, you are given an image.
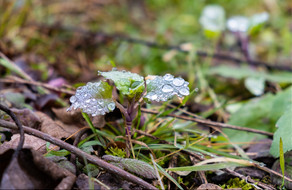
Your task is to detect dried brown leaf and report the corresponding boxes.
[37,112,80,139]
[0,134,57,154]
[52,107,105,128]
[11,108,40,129]
[197,183,222,190]
[0,148,75,189]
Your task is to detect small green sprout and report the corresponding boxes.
[67,68,190,155]
[68,68,190,117]
[227,12,269,34]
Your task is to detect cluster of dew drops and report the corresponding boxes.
[145,74,190,102]
[67,81,115,116]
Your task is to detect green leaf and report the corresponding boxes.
[209,65,292,84]
[199,5,225,33]
[99,70,145,98]
[67,81,115,116]
[270,106,292,157]
[83,163,100,177]
[227,16,249,32]
[102,155,157,179]
[244,77,265,96]
[45,142,70,157]
[248,12,269,35]
[145,74,189,102]
[224,86,292,143]
[279,137,285,187]
[269,86,292,122]
[224,93,275,142]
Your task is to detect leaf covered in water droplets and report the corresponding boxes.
[145,74,190,102]
[67,81,115,116]
[98,70,145,98]
[102,155,157,179]
[199,5,225,32]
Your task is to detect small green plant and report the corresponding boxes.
[67,68,190,156]
[221,178,254,190]
[105,147,127,158]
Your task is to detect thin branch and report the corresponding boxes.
[33,23,292,72]
[0,76,75,95]
[0,119,158,190]
[0,104,24,158]
[140,108,273,137]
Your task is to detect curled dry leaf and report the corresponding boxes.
[0,134,57,154]
[11,108,40,129]
[0,148,75,189]
[37,112,81,139]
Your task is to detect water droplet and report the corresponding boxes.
[85,99,91,103]
[179,88,190,96]
[162,85,174,93]
[76,86,82,91]
[151,94,158,100]
[70,96,77,103]
[195,88,199,92]
[108,102,115,111]
[258,162,266,167]
[163,74,174,81]
[90,99,97,105]
[173,78,185,86]
[112,67,118,71]
[73,102,79,109]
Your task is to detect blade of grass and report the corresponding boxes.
[150,154,164,190]
[82,112,110,147]
[168,162,246,172]
[155,162,184,190]
[279,137,285,188]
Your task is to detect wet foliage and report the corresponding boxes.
[0,0,291,189]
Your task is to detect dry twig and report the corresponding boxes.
[141,108,273,137]
[0,119,158,190]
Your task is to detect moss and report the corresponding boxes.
[221,178,254,190]
[105,147,126,158]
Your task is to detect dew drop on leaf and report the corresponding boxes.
[173,78,185,86]
[107,102,115,111]
[162,84,174,93]
[70,96,77,103]
[163,74,174,81]
[179,88,190,96]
